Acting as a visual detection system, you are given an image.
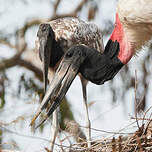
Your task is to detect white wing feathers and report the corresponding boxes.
[117,0,152,24]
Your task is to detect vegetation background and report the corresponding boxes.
[0,0,152,151]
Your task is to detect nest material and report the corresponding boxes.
[61,119,152,152]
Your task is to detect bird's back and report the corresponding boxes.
[46,17,104,53]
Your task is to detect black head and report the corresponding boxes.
[37,24,53,40]
[63,45,87,65]
[79,41,123,85]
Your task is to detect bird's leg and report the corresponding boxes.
[50,108,58,151]
[80,76,91,147]
[49,71,59,151]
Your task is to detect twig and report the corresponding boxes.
[144,113,152,135]
[73,0,88,14]
[53,0,61,14]
[79,125,133,135]
[58,136,64,152]
[17,58,43,81]
[0,124,72,149]
[134,70,140,130]
[0,54,43,81]
[0,39,16,49]
[131,117,152,121]
[142,106,152,125]
[0,50,25,71]
[17,0,89,37]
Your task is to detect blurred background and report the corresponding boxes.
[0,0,152,151]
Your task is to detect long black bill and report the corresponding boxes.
[37,24,54,93]
[40,39,51,93]
[30,45,87,128]
[30,53,80,128]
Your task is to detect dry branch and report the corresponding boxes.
[0,50,24,72]
[0,0,89,76]
[17,58,43,81]
[17,0,89,37]
[0,39,16,49]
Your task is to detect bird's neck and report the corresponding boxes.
[109,13,134,65]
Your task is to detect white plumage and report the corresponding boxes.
[117,0,152,51]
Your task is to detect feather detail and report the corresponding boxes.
[117,0,152,52]
[46,17,104,53]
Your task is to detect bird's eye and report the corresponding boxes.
[42,26,46,31]
[66,51,73,58]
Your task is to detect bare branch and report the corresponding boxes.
[17,58,43,81]
[0,49,25,71]
[0,56,43,82]
[0,39,16,49]
[53,0,61,14]
[73,0,88,14]
[134,70,140,131]
[18,19,42,37]
[17,0,89,36]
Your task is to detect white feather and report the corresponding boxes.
[117,0,152,51]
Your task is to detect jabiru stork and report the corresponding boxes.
[31,17,104,148]
[32,0,152,147]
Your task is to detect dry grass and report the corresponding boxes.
[58,118,152,152]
